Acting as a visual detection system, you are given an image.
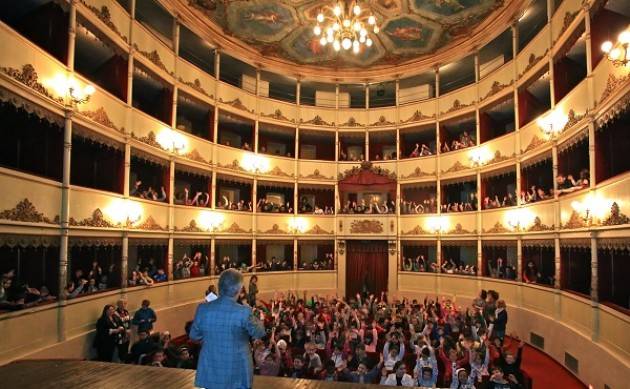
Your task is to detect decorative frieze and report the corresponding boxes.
[441,161,469,174]
[299,169,334,180]
[401,110,433,123]
[305,225,333,235]
[260,109,294,123]
[596,89,630,128]
[132,44,174,76]
[527,217,553,232]
[0,199,56,224]
[80,2,128,43]
[339,117,364,127]
[481,80,513,101]
[338,161,396,180]
[183,149,210,164]
[221,222,250,233]
[556,11,579,43]
[448,223,474,234]
[178,220,205,232]
[599,73,630,105]
[134,216,166,231]
[300,115,334,126]
[442,99,475,115]
[80,107,124,133]
[178,77,213,99]
[260,224,288,234]
[219,97,255,114]
[350,220,384,234]
[69,209,116,228]
[0,64,63,103]
[131,131,168,151]
[602,202,629,226]
[266,166,293,178]
[371,115,395,126]
[486,150,514,165]
[562,210,587,229]
[216,159,246,172]
[402,225,428,235]
[519,49,549,78]
[400,167,434,179]
[484,221,509,233]
[0,88,63,126]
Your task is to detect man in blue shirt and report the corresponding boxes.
[132,299,157,334]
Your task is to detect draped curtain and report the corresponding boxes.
[345,241,388,299]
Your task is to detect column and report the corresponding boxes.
[254,69,261,152]
[210,171,217,209]
[365,83,369,110]
[516,238,523,282]
[588,122,596,189]
[590,234,599,342]
[252,238,257,270]
[293,239,298,271]
[167,237,174,281]
[294,182,298,215]
[477,240,483,277]
[210,239,216,276]
[121,232,129,288]
[554,237,561,289]
[58,109,73,308]
[67,1,77,70]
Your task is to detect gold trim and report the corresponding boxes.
[0,64,63,103]
[400,167,434,179]
[178,77,213,99]
[0,88,63,126]
[69,209,117,228]
[487,150,513,165]
[441,161,469,174]
[519,49,549,78]
[527,217,553,232]
[299,169,334,180]
[402,225,429,235]
[131,131,168,151]
[562,210,587,229]
[484,221,509,233]
[219,97,255,114]
[602,202,630,226]
[522,135,547,153]
[216,159,246,172]
[371,115,396,126]
[266,166,293,178]
[481,80,513,101]
[338,161,396,180]
[259,224,288,234]
[221,222,250,233]
[132,44,174,76]
[79,2,128,43]
[442,99,475,115]
[401,109,433,123]
[0,199,56,224]
[350,220,384,233]
[178,220,205,232]
[183,149,210,164]
[260,109,295,123]
[339,117,364,127]
[556,11,579,43]
[448,223,474,234]
[79,107,124,133]
[300,115,334,126]
[599,73,630,105]
[305,224,333,234]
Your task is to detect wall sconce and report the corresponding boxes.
[157,128,187,153]
[427,216,448,234]
[241,153,270,174]
[198,211,225,231]
[288,217,308,234]
[601,26,630,67]
[50,75,95,105]
[537,109,568,139]
[571,195,615,225]
[105,199,142,226]
[468,147,491,167]
[505,208,535,231]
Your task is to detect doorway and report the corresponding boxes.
[345,240,388,299]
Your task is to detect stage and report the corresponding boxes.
[0,360,417,389]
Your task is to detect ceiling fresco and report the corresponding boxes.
[185,0,507,68]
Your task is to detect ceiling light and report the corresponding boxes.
[342,37,352,50]
[333,40,341,51]
[353,5,361,16]
[333,5,341,16]
[320,37,328,45]
[602,25,630,67]
[366,38,373,47]
[314,1,379,55]
[313,25,322,36]
[317,13,324,23]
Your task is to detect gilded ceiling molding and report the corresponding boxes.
[266,166,293,178]
[401,110,433,123]
[350,220,384,234]
[131,131,168,151]
[527,217,553,232]
[371,115,396,126]
[0,64,63,103]
[402,225,429,235]
[0,198,56,224]
[178,77,213,99]
[518,49,549,78]
[481,80,514,101]
[260,109,295,123]
[0,88,63,126]
[401,167,434,179]
[484,221,510,233]
[259,224,288,234]
[339,117,364,127]
[183,149,210,164]
[132,44,174,76]
[216,159,246,172]
[221,222,250,233]
[442,99,475,115]
[596,89,630,128]
[562,210,587,229]
[305,225,333,235]
[79,2,128,43]
[218,97,255,114]
[448,223,474,234]
[599,73,630,105]
[338,161,396,180]
[441,161,470,174]
[79,107,124,133]
[134,216,166,231]
[602,202,630,226]
[300,115,334,126]
[178,220,205,232]
[521,135,547,153]
[69,209,117,228]
[299,169,334,180]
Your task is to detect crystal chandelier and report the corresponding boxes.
[601,26,630,67]
[313,1,379,54]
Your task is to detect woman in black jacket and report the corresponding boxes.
[95,304,125,361]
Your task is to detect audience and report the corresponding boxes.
[131,180,167,202]
[299,253,334,271]
[0,269,55,311]
[483,193,517,210]
[487,258,517,280]
[217,195,253,212]
[400,198,438,214]
[408,143,433,158]
[520,185,552,204]
[556,169,589,195]
[298,197,334,215]
[401,255,435,273]
[175,188,210,207]
[341,199,396,214]
[258,256,293,272]
[442,132,476,153]
[441,258,478,276]
[174,252,209,280]
[257,198,293,214]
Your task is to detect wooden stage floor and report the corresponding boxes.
[0,360,418,389]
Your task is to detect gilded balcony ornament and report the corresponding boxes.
[487,150,513,165]
[132,44,174,76]
[131,131,168,151]
[402,225,428,235]
[340,117,364,127]
[337,240,345,255]
[350,220,384,233]
[261,224,288,234]
[597,91,630,128]
[80,107,123,133]
[179,220,205,232]
[441,161,469,174]
[261,109,293,122]
[0,88,63,126]
[401,167,434,179]
[219,97,255,114]
[371,115,395,126]
[443,99,474,115]
[183,149,210,164]
[0,64,63,103]
[402,110,432,124]
[134,216,166,231]
[69,209,117,228]
[484,221,510,233]
[449,223,473,234]
[80,2,128,43]
[178,77,212,98]
[305,225,333,235]
[519,49,549,78]
[217,159,246,172]
[339,161,396,180]
[0,199,56,224]
[482,80,513,101]
[300,169,334,180]
[221,222,250,233]
[300,115,334,126]
[522,135,547,153]
[266,166,293,177]
[556,11,579,42]
[562,210,588,229]
[602,202,630,226]
[527,217,553,232]
[562,109,585,132]
[599,73,630,105]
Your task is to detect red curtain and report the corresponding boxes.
[345,241,388,299]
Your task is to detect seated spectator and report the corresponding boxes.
[523,260,541,284]
[132,299,157,334]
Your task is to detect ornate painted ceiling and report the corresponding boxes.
[179,0,519,73]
